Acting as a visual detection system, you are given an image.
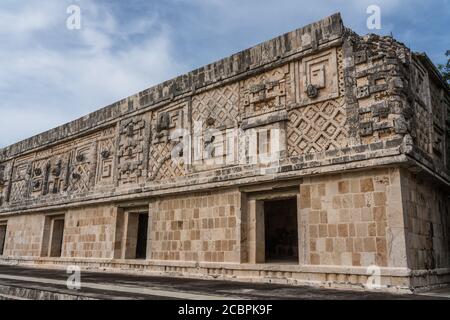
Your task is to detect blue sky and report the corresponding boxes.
[0,0,449,147]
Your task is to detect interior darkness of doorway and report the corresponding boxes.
[264,198,298,263]
[135,213,148,259]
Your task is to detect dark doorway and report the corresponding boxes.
[135,213,149,259]
[49,218,65,257]
[0,224,6,256]
[264,198,298,263]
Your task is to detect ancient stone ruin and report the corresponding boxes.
[0,13,449,292]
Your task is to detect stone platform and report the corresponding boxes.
[0,265,447,300]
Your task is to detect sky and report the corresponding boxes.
[0,0,449,148]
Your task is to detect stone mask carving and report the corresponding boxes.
[34,168,42,176]
[76,154,85,162]
[156,112,170,133]
[101,150,111,159]
[52,160,62,177]
[306,84,319,98]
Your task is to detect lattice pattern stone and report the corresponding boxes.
[288,98,348,155]
[192,83,239,130]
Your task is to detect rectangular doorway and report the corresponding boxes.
[0,223,7,256]
[135,213,149,259]
[124,211,149,260]
[49,218,65,257]
[264,198,298,263]
[41,215,65,257]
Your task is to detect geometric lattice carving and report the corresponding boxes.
[67,144,93,194]
[9,160,32,203]
[288,98,348,155]
[149,103,187,181]
[149,141,185,181]
[192,83,239,130]
[240,65,291,119]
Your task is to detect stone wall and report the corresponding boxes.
[401,169,450,270]
[62,205,116,259]
[299,168,407,268]
[149,189,241,263]
[2,215,45,257]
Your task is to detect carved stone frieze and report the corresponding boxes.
[295,48,340,106]
[192,83,239,130]
[117,115,149,186]
[149,103,188,181]
[240,65,292,119]
[288,98,348,156]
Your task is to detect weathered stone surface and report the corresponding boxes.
[0,13,449,292]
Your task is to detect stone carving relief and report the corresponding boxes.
[117,115,149,186]
[288,98,348,156]
[0,164,5,188]
[9,157,33,203]
[192,83,239,130]
[28,151,71,197]
[67,143,95,194]
[149,103,187,181]
[240,65,292,119]
[30,158,49,196]
[0,126,118,207]
[295,48,340,106]
[430,82,446,157]
[411,61,431,109]
[412,101,432,154]
[193,127,239,171]
[47,154,69,195]
[0,163,8,206]
[96,128,116,186]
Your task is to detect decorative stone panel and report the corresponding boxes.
[117,115,150,186]
[239,65,293,119]
[95,127,117,187]
[0,162,12,206]
[149,102,188,181]
[288,98,348,156]
[192,83,239,130]
[67,143,95,194]
[8,156,33,204]
[295,48,340,106]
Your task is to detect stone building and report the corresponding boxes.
[0,13,449,292]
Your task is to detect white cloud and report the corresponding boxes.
[0,0,186,147]
[0,1,60,35]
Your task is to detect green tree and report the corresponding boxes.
[438,50,450,84]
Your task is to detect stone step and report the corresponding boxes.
[0,284,94,300]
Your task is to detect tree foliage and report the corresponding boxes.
[438,50,450,85]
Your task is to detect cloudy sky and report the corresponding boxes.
[0,0,449,147]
